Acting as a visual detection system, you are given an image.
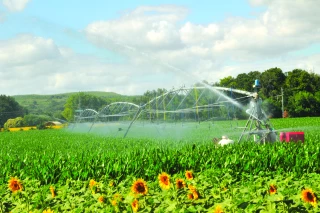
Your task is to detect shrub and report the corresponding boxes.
[36,123,47,130]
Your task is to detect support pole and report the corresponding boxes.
[281,87,284,118]
[238,106,256,143]
[88,114,99,133]
[123,107,142,138]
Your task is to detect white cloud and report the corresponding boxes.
[179,22,221,46]
[2,0,31,12]
[248,0,274,6]
[1,2,320,96]
[0,34,190,96]
[0,35,61,66]
[83,2,320,89]
[86,5,186,51]
[86,2,319,60]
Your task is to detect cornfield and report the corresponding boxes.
[0,117,319,212]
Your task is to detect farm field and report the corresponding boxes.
[1,117,320,212]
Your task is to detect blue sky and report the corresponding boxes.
[1,0,263,55]
[0,0,319,95]
[3,0,260,28]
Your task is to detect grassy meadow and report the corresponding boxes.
[0,117,320,212]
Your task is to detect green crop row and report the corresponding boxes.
[1,118,320,185]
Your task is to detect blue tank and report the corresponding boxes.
[254,79,261,87]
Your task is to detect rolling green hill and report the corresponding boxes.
[13,91,140,117]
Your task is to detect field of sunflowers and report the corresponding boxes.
[0,117,320,212]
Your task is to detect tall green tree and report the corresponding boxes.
[62,93,109,121]
[219,76,236,88]
[287,91,319,117]
[0,95,25,128]
[235,71,261,92]
[257,68,286,117]
[260,67,286,98]
[283,69,320,116]
[285,69,316,95]
[139,88,167,105]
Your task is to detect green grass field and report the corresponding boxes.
[1,117,320,212]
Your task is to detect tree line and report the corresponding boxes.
[137,68,320,119]
[215,68,320,118]
[1,67,319,128]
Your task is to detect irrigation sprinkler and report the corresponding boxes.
[238,79,277,144]
[74,84,273,141]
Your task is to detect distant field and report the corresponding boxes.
[1,117,319,212]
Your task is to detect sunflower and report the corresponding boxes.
[111,200,117,206]
[131,179,148,195]
[98,196,104,203]
[214,205,224,213]
[158,172,170,189]
[113,193,123,201]
[185,170,193,180]
[89,179,97,189]
[301,188,317,207]
[269,184,277,195]
[188,185,199,200]
[50,185,55,198]
[176,179,186,189]
[187,193,194,199]
[42,209,54,213]
[132,199,139,212]
[188,184,196,192]
[193,190,199,199]
[8,177,23,192]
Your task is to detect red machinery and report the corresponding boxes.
[280,132,304,142]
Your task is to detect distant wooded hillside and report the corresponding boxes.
[13,91,140,118]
